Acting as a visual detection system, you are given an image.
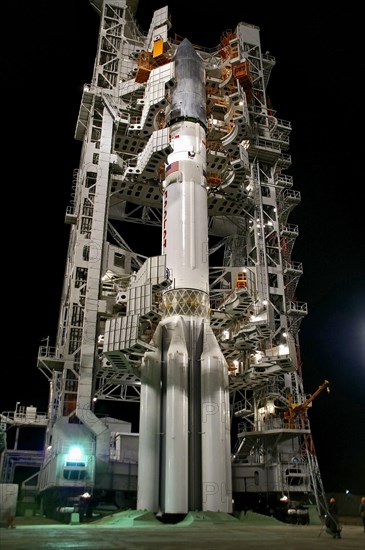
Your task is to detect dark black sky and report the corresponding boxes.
[3,1,364,493]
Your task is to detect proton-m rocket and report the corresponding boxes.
[137,39,232,515]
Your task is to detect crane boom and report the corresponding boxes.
[285,380,330,420]
[299,379,330,411]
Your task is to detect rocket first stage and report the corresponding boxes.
[137,39,232,515]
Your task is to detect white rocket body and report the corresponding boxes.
[162,121,209,293]
[137,39,232,515]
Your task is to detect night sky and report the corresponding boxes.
[3,1,364,494]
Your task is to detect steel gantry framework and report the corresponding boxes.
[0,0,328,522]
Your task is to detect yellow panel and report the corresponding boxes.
[153,38,164,58]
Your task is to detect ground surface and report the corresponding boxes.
[0,511,364,550]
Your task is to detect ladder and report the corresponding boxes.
[304,432,328,518]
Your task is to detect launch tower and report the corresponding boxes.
[0,0,328,523]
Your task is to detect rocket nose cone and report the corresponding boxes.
[175,38,200,61]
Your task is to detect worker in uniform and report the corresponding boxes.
[325,497,341,539]
[78,491,92,523]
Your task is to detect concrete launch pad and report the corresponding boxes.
[1,513,363,549]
